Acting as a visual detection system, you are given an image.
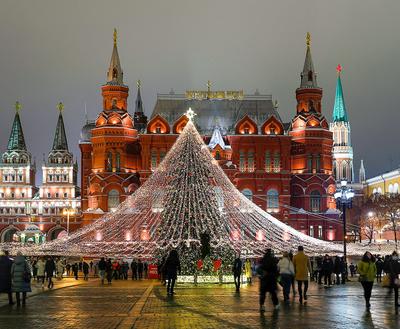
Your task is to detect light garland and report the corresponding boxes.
[1,113,375,259]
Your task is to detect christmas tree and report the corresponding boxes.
[14,109,350,264]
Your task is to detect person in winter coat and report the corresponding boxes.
[333,256,342,285]
[131,260,138,280]
[258,249,279,312]
[98,257,106,285]
[165,250,181,296]
[106,259,113,284]
[322,254,333,286]
[277,251,295,302]
[56,259,64,280]
[358,251,377,309]
[376,257,384,283]
[0,250,14,305]
[83,261,90,281]
[384,251,400,307]
[36,257,46,287]
[138,260,144,280]
[11,252,31,306]
[293,246,312,304]
[45,257,56,289]
[72,263,79,280]
[245,259,252,284]
[232,255,242,292]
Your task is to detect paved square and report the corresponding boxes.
[0,279,399,329]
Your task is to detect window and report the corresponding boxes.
[242,189,253,201]
[310,190,321,213]
[64,193,68,198]
[55,192,59,198]
[155,125,161,134]
[106,152,113,171]
[315,155,320,172]
[108,189,120,211]
[273,152,280,173]
[21,192,25,198]
[309,225,314,237]
[151,150,157,171]
[342,163,347,180]
[318,225,323,239]
[47,192,51,198]
[269,125,276,135]
[48,175,53,182]
[265,151,271,173]
[389,184,394,194]
[18,174,23,182]
[244,127,249,135]
[0,193,4,198]
[11,192,15,198]
[267,189,279,210]
[248,151,254,172]
[307,155,312,172]
[377,187,382,194]
[63,175,68,182]
[394,183,399,194]
[116,153,121,172]
[239,151,245,172]
[215,151,221,160]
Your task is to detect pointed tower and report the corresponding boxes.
[359,160,366,184]
[133,80,148,132]
[36,103,80,229]
[330,65,354,183]
[0,102,36,219]
[80,30,141,224]
[289,33,336,215]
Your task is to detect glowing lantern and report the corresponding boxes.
[95,231,102,241]
[256,230,265,241]
[140,228,150,241]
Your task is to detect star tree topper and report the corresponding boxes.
[186,107,197,122]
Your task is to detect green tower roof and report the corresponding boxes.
[7,102,27,151]
[332,65,348,122]
[52,103,69,151]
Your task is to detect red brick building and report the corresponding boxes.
[80,32,342,241]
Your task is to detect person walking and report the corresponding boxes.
[232,255,242,292]
[0,250,14,305]
[322,254,333,287]
[98,257,106,285]
[385,251,400,307]
[121,260,129,280]
[72,263,79,280]
[165,250,181,296]
[258,249,279,312]
[66,263,71,277]
[293,246,312,304]
[56,259,64,280]
[245,259,252,284]
[45,256,56,289]
[36,257,46,287]
[83,261,89,281]
[138,260,144,280]
[334,256,341,285]
[106,259,113,285]
[131,259,138,280]
[31,259,38,281]
[376,257,384,283]
[349,263,356,278]
[277,251,294,302]
[11,252,31,307]
[358,251,377,310]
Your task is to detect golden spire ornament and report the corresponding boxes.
[57,102,64,112]
[137,79,141,88]
[15,101,21,113]
[113,28,117,46]
[306,32,311,47]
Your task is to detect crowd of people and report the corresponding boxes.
[232,247,400,312]
[0,247,399,311]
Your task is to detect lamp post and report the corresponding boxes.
[334,181,355,262]
[63,208,75,236]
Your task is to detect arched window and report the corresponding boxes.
[377,187,382,194]
[342,163,347,180]
[389,184,394,194]
[108,190,120,211]
[373,188,377,194]
[265,151,271,172]
[242,189,253,201]
[248,151,254,172]
[267,189,279,210]
[215,151,221,160]
[116,153,121,172]
[273,152,280,173]
[106,152,113,172]
[310,190,321,213]
[239,151,245,172]
[394,183,399,194]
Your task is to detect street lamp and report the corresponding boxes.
[63,208,75,235]
[334,180,355,262]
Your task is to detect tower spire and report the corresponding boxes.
[7,101,27,151]
[135,80,144,113]
[300,32,318,88]
[332,65,348,122]
[106,28,123,85]
[52,102,69,151]
[359,160,366,184]
[133,79,148,131]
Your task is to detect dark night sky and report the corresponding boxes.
[0,0,399,184]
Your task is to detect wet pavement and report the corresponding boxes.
[0,278,399,329]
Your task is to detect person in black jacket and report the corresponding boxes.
[376,257,384,283]
[322,255,333,286]
[98,257,106,285]
[258,249,279,312]
[0,250,14,305]
[385,251,400,307]
[131,260,138,280]
[165,250,181,296]
[45,257,56,289]
[106,259,113,284]
[232,255,242,292]
[333,256,341,285]
[138,260,144,280]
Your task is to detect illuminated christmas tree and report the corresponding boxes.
[13,109,350,264]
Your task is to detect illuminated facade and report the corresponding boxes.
[80,31,342,241]
[0,103,80,242]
